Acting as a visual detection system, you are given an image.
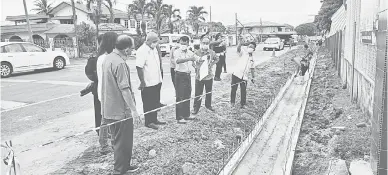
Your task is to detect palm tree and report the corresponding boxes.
[32,0,53,15]
[187,6,207,36]
[147,0,166,36]
[86,0,102,43]
[103,0,116,23]
[128,0,152,36]
[163,5,180,34]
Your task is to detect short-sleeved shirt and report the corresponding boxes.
[101,49,134,120]
[96,54,106,102]
[174,48,196,73]
[232,47,254,80]
[136,43,163,87]
[170,46,179,69]
[194,49,219,80]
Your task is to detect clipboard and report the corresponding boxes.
[199,55,209,80]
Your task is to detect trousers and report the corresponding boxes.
[215,55,226,78]
[141,83,162,126]
[193,79,213,110]
[231,75,248,106]
[175,72,192,120]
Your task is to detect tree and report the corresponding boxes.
[32,0,53,15]
[207,22,226,33]
[187,6,207,36]
[76,22,97,56]
[163,5,180,34]
[295,23,317,36]
[103,0,116,23]
[128,0,153,36]
[315,0,343,32]
[86,0,103,43]
[147,0,167,36]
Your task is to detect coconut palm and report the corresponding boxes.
[187,6,207,36]
[86,0,116,23]
[147,0,167,36]
[32,0,53,15]
[163,5,180,34]
[128,0,153,36]
[85,0,102,42]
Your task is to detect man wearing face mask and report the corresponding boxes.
[100,35,140,174]
[174,36,197,123]
[136,32,167,130]
[192,36,219,114]
[230,39,256,109]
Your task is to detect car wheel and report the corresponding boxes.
[1,62,13,78]
[53,57,65,70]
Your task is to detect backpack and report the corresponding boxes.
[85,55,98,82]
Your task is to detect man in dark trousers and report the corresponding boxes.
[192,36,219,114]
[213,33,227,81]
[136,32,167,130]
[100,34,139,174]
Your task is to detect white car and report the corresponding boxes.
[159,34,194,57]
[263,37,284,51]
[0,42,70,78]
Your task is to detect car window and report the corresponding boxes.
[171,36,181,43]
[0,46,5,53]
[4,44,24,53]
[159,36,169,44]
[22,43,44,52]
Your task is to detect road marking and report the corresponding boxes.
[1,100,28,110]
[0,93,79,113]
[1,79,38,83]
[38,80,88,87]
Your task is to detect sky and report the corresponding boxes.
[1,0,321,27]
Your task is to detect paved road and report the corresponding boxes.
[0,44,291,174]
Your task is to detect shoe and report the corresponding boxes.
[184,116,196,120]
[214,77,221,81]
[146,123,159,130]
[177,119,187,124]
[127,165,139,173]
[192,109,199,115]
[155,120,167,125]
[206,106,216,112]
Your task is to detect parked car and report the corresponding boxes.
[263,37,284,51]
[0,42,70,78]
[159,34,193,57]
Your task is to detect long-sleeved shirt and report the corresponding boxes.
[194,49,219,80]
[101,49,136,120]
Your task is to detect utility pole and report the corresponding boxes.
[260,18,263,42]
[210,6,212,22]
[23,0,33,42]
[71,0,81,57]
[235,13,238,45]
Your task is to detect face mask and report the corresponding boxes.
[180,45,188,51]
[247,48,254,53]
[150,43,158,49]
[201,44,209,50]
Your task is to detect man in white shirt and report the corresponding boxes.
[231,39,256,109]
[136,32,167,130]
[174,36,197,123]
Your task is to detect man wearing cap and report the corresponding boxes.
[136,32,167,130]
[100,34,139,174]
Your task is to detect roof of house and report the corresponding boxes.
[237,21,286,28]
[5,14,49,21]
[44,24,74,34]
[49,1,128,18]
[99,23,128,31]
[0,23,57,34]
[51,16,73,20]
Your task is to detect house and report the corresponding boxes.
[1,1,153,57]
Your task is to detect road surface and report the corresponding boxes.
[0,44,290,174]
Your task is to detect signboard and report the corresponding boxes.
[361,31,375,44]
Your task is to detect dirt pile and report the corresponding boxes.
[52,49,302,175]
[292,48,370,175]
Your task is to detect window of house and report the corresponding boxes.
[60,19,73,24]
[130,20,136,28]
[114,18,121,24]
[124,20,129,28]
[136,21,141,28]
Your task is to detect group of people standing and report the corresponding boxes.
[81,31,257,175]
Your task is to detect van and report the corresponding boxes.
[159,34,193,57]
